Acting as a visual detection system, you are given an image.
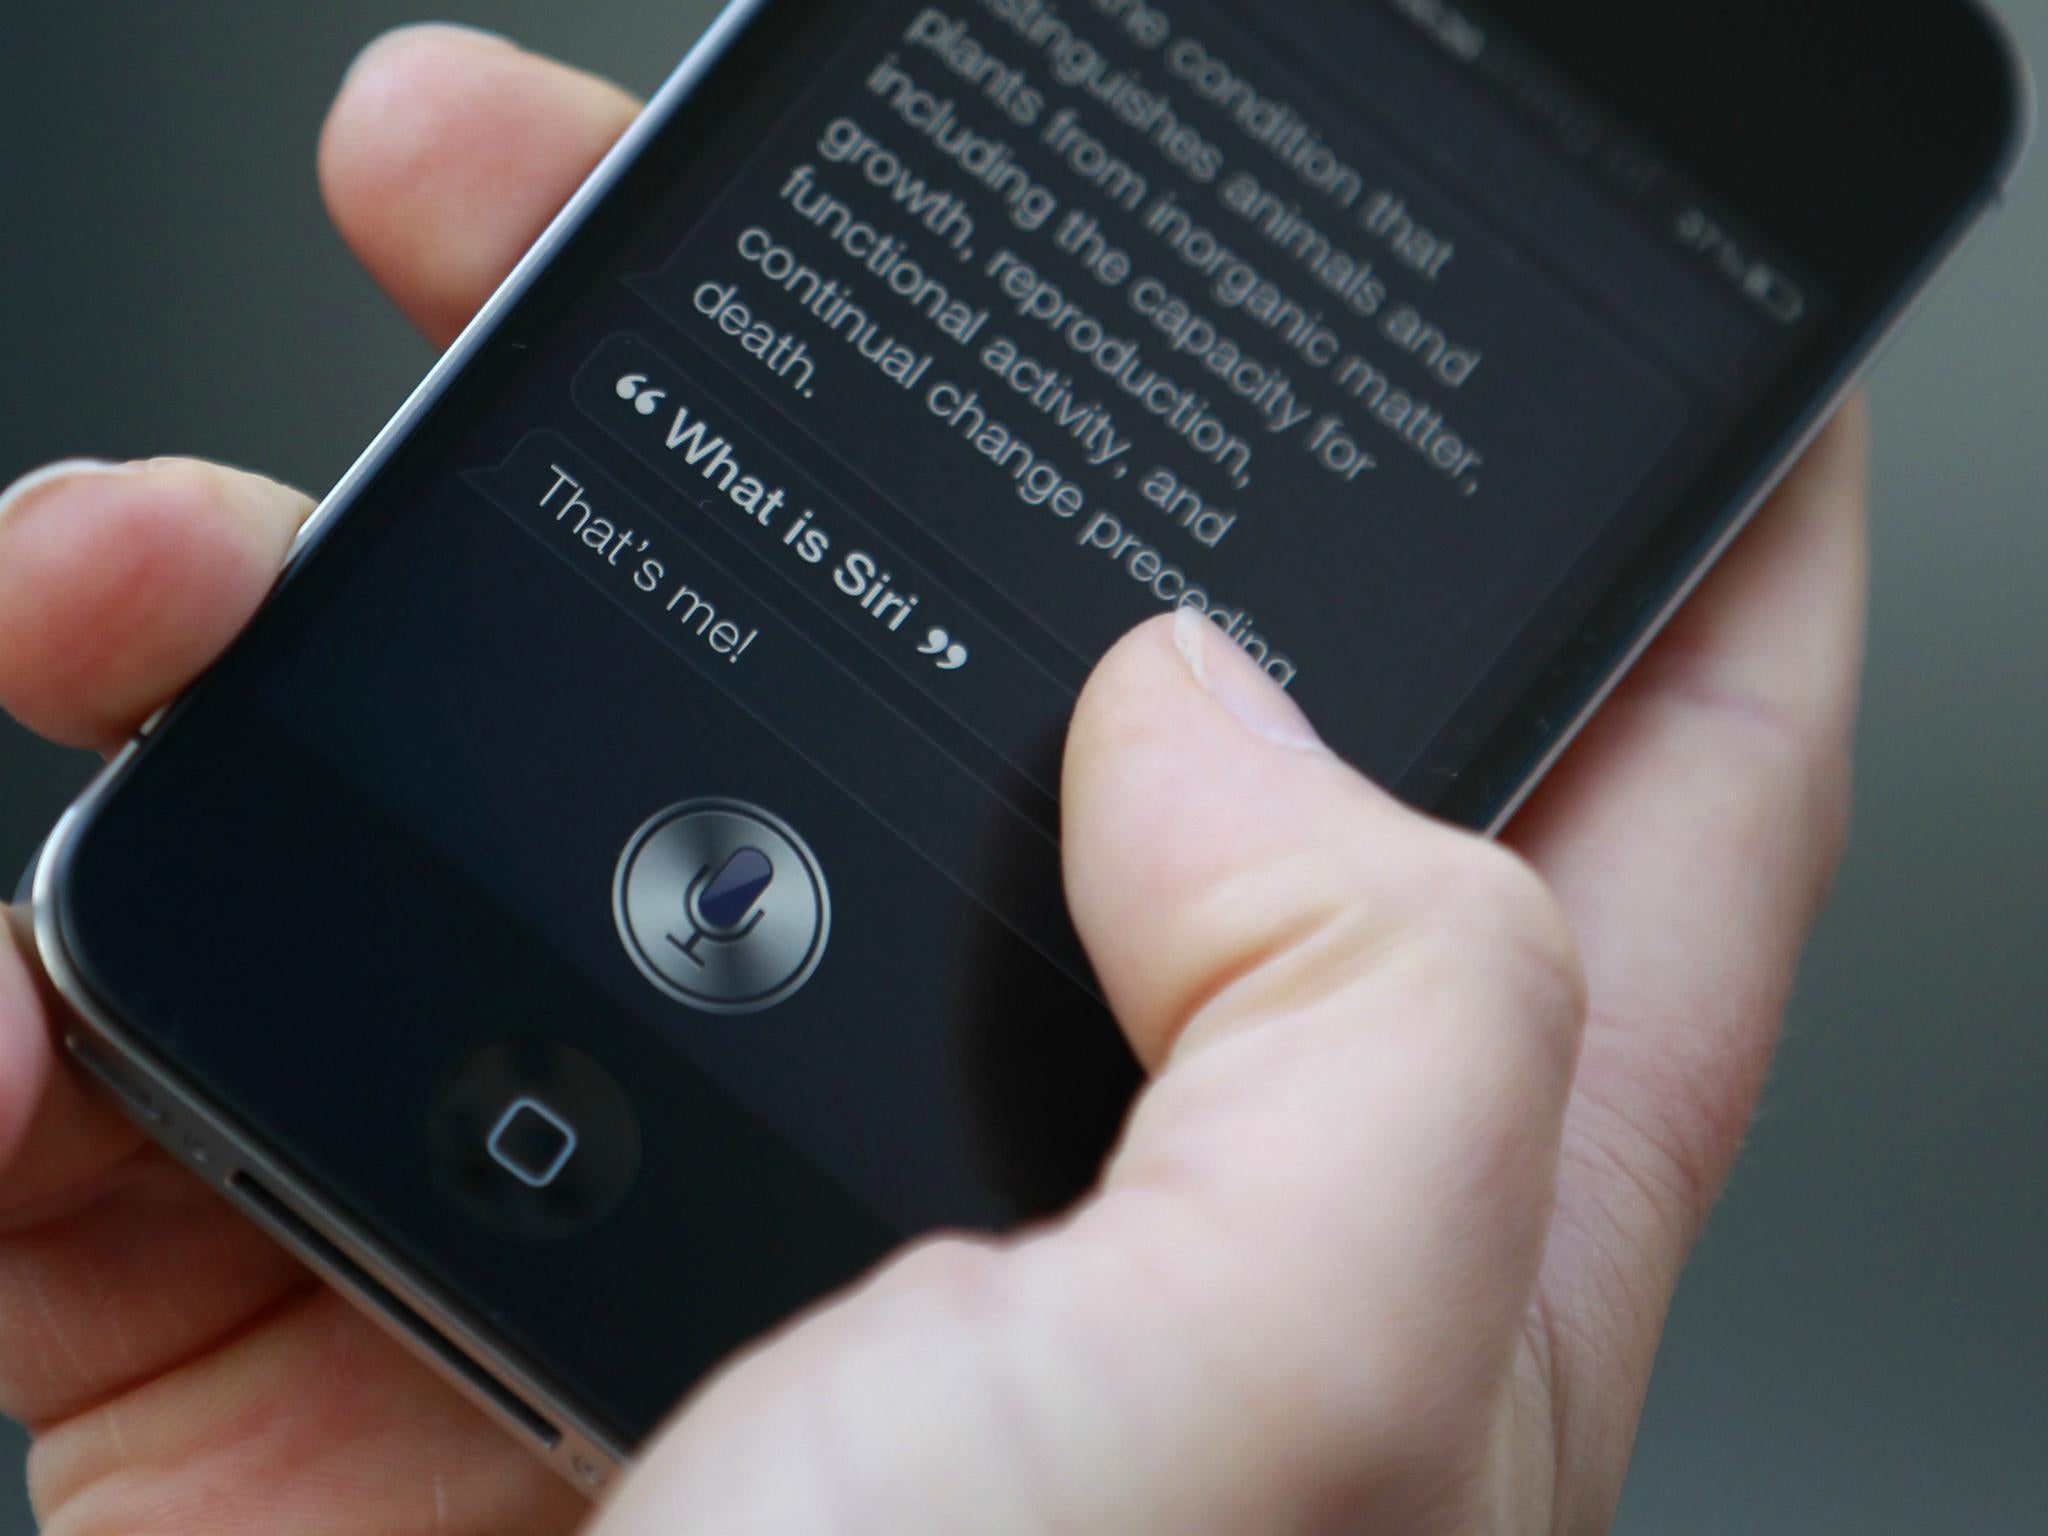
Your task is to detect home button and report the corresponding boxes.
[487,1097,579,1189]
[430,1039,640,1243]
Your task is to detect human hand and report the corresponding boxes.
[0,27,1864,1535]
[587,398,1861,1532]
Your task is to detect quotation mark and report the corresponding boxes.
[919,628,970,671]
[615,373,668,416]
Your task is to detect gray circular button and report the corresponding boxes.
[613,799,830,1014]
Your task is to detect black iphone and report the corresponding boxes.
[25,0,2029,1491]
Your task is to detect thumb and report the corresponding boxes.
[1065,610,1589,1508]
[1066,609,1580,1076]
[594,613,1585,1535]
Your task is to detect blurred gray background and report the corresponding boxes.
[1,1,2041,1529]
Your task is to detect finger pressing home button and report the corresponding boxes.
[613,799,830,1015]
[431,1039,641,1243]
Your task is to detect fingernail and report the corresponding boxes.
[0,459,134,535]
[1172,604,1324,753]
[344,23,516,83]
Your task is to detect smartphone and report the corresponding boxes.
[24,0,2029,1491]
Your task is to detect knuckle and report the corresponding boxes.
[1402,836,1586,1026]
[1174,819,1586,1060]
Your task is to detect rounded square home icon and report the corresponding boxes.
[486,1096,580,1189]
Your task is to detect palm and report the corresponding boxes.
[0,28,1864,1536]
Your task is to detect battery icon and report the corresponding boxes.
[1744,264,1807,325]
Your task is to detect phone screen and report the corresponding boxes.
[244,0,1833,1229]
[73,0,1994,1445]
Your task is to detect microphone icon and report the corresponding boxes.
[617,800,829,1013]
[668,847,775,966]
